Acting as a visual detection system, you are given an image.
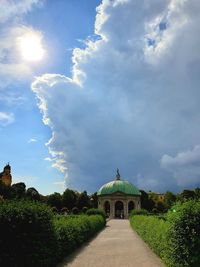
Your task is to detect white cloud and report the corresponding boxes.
[32,0,200,192]
[0,112,15,126]
[161,145,200,187]
[28,138,37,143]
[0,0,42,23]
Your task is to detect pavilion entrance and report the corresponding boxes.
[115,201,124,218]
[104,201,110,217]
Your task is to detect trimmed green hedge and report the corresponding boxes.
[130,200,200,267]
[86,208,106,220]
[54,214,105,258]
[0,201,106,267]
[0,201,57,267]
[167,200,200,267]
[130,215,169,261]
[130,209,149,216]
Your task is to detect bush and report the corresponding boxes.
[130,200,200,267]
[72,207,79,214]
[86,208,106,220]
[166,200,200,267]
[130,215,169,261]
[54,214,105,258]
[82,206,88,213]
[130,209,149,216]
[0,200,57,267]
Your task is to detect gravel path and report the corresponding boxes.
[58,219,165,267]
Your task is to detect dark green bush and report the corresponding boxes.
[0,200,57,267]
[130,208,149,216]
[72,206,79,214]
[166,200,200,267]
[54,214,105,258]
[86,208,106,220]
[82,206,88,213]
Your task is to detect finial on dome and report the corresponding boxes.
[116,168,120,180]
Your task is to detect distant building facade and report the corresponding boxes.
[0,164,12,186]
[97,170,141,219]
[148,191,165,202]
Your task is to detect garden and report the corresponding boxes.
[0,201,106,267]
[130,200,200,267]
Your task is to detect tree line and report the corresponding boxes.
[0,180,98,213]
[1,179,199,213]
[140,188,200,213]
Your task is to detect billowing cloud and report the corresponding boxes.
[161,146,200,187]
[32,0,200,192]
[0,112,15,126]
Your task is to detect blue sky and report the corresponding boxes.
[1,0,200,195]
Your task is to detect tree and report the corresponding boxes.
[140,190,155,211]
[164,191,176,208]
[90,192,98,208]
[11,182,26,199]
[62,188,77,210]
[178,189,196,202]
[26,187,40,201]
[47,192,62,211]
[195,187,200,199]
[77,191,90,210]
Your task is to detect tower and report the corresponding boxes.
[0,163,12,186]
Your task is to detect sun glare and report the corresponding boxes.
[18,32,45,62]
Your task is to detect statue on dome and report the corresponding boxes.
[116,168,120,180]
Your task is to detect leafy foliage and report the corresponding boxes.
[54,214,105,258]
[0,201,57,267]
[166,200,200,267]
[86,208,106,220]
[130,215,169,261]
[130,200,200,267]
[130,208,149,216]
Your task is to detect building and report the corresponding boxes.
[148,191,165,202]
[0,164,12,186]
[97,169,141,219]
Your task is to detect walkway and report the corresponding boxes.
[58,219,165,267]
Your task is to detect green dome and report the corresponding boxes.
[98,179,141,196]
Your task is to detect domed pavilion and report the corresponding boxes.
[97,169,141,219]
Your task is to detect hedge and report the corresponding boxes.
[54,214,105,258]
[86,208,106,220]
[0,201,57,267]
[130,215,169,261]
[166,200,200,267]
[130,200,200,267]
[0,201,106,267]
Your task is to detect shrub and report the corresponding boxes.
[54,214,105,258]
[0,200,57,267]
[130,215,169,261]
[72,207,79,214]
[61,207,69,214]
[130,200,200,267]
[130,209,149,216]
[166,200,200,267]
[86,208,106,220]
[82,206,88,213]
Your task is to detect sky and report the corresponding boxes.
[1,0,200,195]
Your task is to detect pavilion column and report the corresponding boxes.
[110,200,115,219]
[124,201,128,219]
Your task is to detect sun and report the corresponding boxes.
[17,32,45,62]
